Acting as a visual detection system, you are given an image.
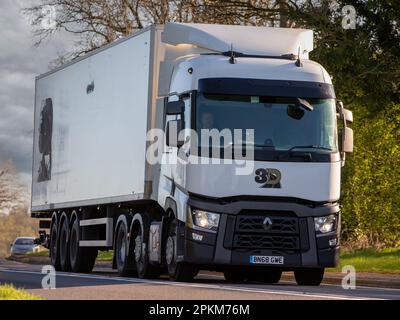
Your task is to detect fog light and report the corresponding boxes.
[192,232,203,241]
[329,238,337,247]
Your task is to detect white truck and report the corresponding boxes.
[31,23,353,285]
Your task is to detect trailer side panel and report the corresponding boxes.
[32,29,152,211]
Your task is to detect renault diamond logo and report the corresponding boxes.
[263,217,273,231]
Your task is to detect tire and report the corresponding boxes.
[165,219,198,282]
[223,270,246,283]
[50,219,61,271]
[69,218,97,273]
[248,269,282,284]
[115,221,136,277]
[294,268,325,286]
[59,217,71,271]
[131,214,161,279]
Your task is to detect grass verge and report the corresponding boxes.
[28,249,114,261]
[27,249,114,261]
[97,250,113,261]
[27,250,49,257]
[0,284,41,300]
[329,248,400,273]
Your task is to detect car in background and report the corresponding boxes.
[10,237,40,255]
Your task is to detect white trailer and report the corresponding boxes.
[32,23,353,284]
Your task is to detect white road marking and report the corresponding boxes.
[200,272,400,292]
[0,268,378,300]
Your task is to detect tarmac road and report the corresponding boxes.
[0,259,399,300]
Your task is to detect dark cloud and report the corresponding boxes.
[0,0,72,186]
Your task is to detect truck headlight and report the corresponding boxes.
[192,209,220,230]
[314,214,337,234]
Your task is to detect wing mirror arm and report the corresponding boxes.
[166,119,184,148]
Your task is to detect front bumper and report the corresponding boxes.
[182,197,341,269]
[10,249,34,255]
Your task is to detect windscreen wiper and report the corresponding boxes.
[225,142,274,149]
[287,145,333,152]
[277,145,333,161]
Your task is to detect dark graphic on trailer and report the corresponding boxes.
[255,168,282,188]
[37,98,53,182]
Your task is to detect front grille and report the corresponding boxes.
[236,216,298,234]
[230,213,306,251]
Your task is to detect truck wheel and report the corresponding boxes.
[165,219,198,282]
[131,216,161,279]
[115,221,136,277]
[294,268,325,286]
[50,220,61,271]
[69,218,97,273]
[248,269,282,284]
[223,270,246,283]
[59,218,71,271]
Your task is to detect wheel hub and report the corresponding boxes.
[134,235,142,262]
[60,228,66,256]
[70,230,77,260]
[166,236,175,265]
[51,230,57,258]
[119,234,126,264]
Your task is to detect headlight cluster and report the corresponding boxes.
[314,214,337,233]
[191,209,220,230]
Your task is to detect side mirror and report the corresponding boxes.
[9,243,13,248]
[343,108,353,123]
[339,127,354,153]
[337,100,353,154]
[166,119,184,147]
[166,100,184,115]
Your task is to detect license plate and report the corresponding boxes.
[249,255,284,265]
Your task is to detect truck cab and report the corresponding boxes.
[156,23,353,284]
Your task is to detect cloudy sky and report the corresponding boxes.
[0,0,72,186]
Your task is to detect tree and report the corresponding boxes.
[0,207,38,257]
[24,0,288,60]
[0,161,34,257]
[341,103,400,247]
[0,160,29,216]
[24,0,203,59]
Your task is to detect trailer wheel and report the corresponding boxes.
[115,221,136,277]
[131,216,161,279]
[50,219,61,271]
[248,269,282,284]
[223,270,246,283]
[69,218,97,273]
[294,268,325,286]
[59,217,71,271]
[165,219,198,282]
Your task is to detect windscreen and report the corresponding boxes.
[196,93,337,154]
[15,239,34,245]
